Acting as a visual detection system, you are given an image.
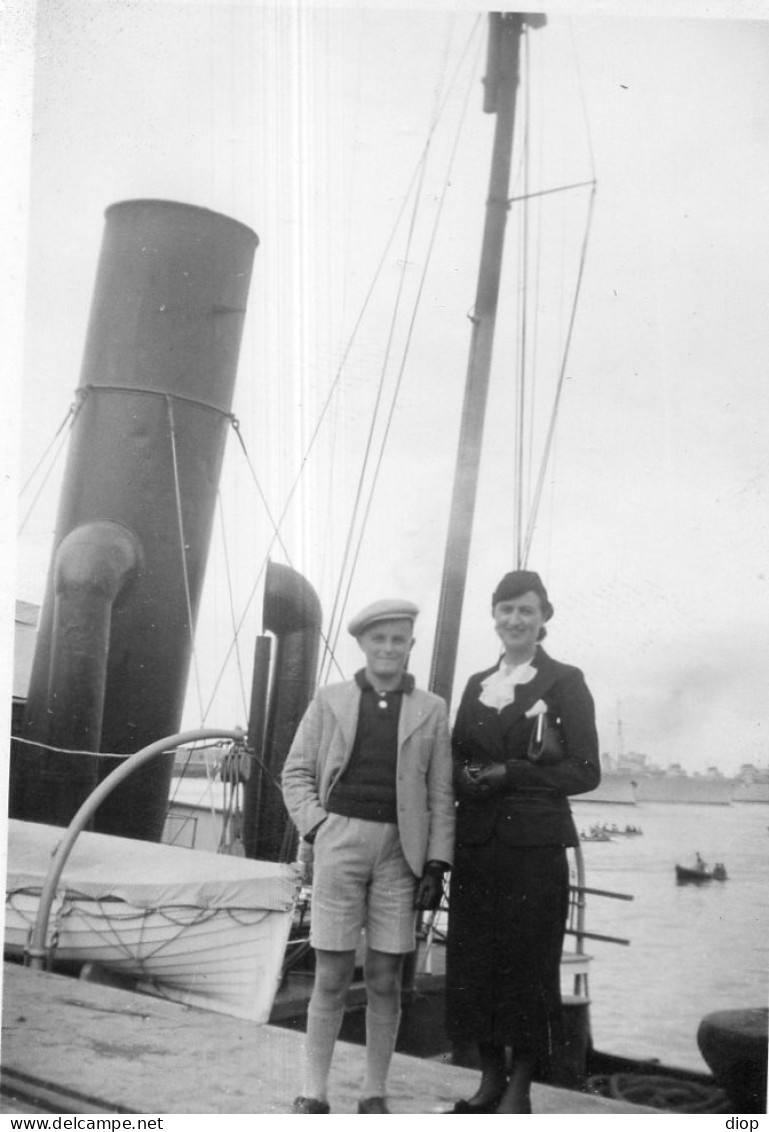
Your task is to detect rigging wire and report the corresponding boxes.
[526,33,542,571]
[514,25,534,569]
[249,161,430,581]
[17,15,596,743]
[157,117,450,718]
[317,10,365,600]
[520,23,598,562]
[319,145,433,679]
[526,67,546,571]
[509,178,596,204]
[16,384,266,722]
[200,13,484,706]
[228,184,424,694]
[194,12,486,700]
[323,23,486,673]
[494,21,599,569]
[321,21,484,679]
[211,489,250,725]
[230,418,292,564]
[199,417,347,724]
[17,395,84,537]
[568,20,598,183]
[522,180,597,564]
[12,733,226,759]
[317,15,484,682]
[166,395,204,723]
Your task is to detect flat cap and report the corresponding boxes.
[347,598,419,638]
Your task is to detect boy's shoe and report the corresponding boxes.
[292,1095,331,1114]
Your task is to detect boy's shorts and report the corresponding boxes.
[310,813,417,953]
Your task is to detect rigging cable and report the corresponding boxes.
[318,15,485,682]
[166,395,204,723]
[521,21,598,563]
[317,10,366,602]
[525,41,548,574]
[522,181,597,564]
[160,21,483,722]
[522,39,550,574]
[514,25,534,568]
[227,163,432,696]
[13,733,226,759]
[200,418,347,721]
[197,416,300,717]
[319,19,482,680]
[17,393,85,537]
[190,146,441,707]
[323,22,486,674]
[319,140,434,679]
[211,489,250,725]
[230,417,292,564]
[319,12,463,659]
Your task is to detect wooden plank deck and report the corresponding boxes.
[0,964,656,1114]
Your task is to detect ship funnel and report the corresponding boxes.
[11,200,258,840]
[243,561,322,861]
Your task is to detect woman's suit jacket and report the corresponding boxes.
[453,647,600,848]
[281,679,455,876]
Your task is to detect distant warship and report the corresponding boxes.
[583,748,769,806]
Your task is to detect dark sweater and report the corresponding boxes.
[326,669,415,823]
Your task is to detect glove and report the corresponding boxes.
[458,762,506,796]
[414,861,446,911]
[473,763,507,790]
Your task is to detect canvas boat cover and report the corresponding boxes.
[6,820,300,912]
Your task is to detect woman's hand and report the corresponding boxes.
[458,762,506,795]
[473,763,506,790]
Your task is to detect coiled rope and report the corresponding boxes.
[587,1072,731,1113]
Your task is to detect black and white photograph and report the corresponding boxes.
[1,0,768,1120]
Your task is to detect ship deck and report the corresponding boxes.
[0,964,657,1115]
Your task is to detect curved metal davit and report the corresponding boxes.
[24,727,246,971]
[12,200,258,841]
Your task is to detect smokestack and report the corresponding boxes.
[11,200,258,840]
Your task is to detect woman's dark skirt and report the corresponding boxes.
[445,836,570,1069]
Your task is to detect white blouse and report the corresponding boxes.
[478,658,536,712]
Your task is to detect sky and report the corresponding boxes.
[2,0,769,775]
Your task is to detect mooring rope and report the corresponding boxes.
[588,1073,731,1114]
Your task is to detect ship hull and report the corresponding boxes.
[583,773,741,805]
[581,774,637,805]
[732,782,769,804]
[636,778,733,805]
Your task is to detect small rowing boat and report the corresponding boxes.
[5,819,300,1022]
[675,862,727,885]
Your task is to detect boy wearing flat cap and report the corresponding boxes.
[282,599,454,1114]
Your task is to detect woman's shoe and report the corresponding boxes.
[358,1097,390,1113]
[292,1095,331,1114]
[493,1093,532,1114]
[447,1093,505,1114]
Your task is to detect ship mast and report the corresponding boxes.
[428,12,543,710]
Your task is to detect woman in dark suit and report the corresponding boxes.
[445,570,600,1114]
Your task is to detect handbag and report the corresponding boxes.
[527,711,566,765]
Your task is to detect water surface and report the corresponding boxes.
[570,800,769,1071]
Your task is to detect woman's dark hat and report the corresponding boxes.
[492,570,554,620]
